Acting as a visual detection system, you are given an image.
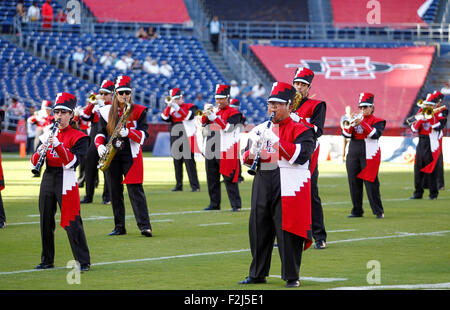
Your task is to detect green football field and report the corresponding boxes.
[0,154,449,291]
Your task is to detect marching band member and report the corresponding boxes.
[160,88,200,192]
[80,80,114,204]
[239,82,315,287]
[95,75,153,237]
[29,100,54,153]
[410,93,445,200]
[432,91,447,190]
[230,98,246,183]
[342,93,386,218]
[291,67,327,249]
[201,84,243,212]
[0,108,6,229]
[31,93,91,271]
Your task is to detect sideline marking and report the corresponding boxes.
[199,222,232,227]
[330,282,450,290]
[1,230,449,277]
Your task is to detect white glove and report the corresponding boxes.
[207,112,217,121]
[98,144,107,157]
[415,114,425,121]
[37,143,47,155]
[290,112,300,122]
[51,136,61,147]
[263,129,280,145]
[171,103,180,112]
[119,127,129,137]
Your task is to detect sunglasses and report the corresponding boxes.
[100,92,111,96]
[53,109,70,114]
[118,90,131,96]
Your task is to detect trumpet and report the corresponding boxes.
[89,93,101,104]
[196,103,215,116]
[406,105,446,125]
[342,113,363,129]
[165,96,173,105]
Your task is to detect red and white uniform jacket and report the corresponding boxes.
[95,104,149,184]
[81,101,112,139]
[161,102,198,153]
[28,112,54,132]
[342,114,386,182]
[202,105,243,183]
[243,117,315,250]
[411,110,445,173]
[291,98,326,173]
[31,125,89,228]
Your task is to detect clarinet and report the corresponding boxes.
[248,112,275,176]
[31,120,60,176]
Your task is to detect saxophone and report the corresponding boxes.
[97,101,132,171]
[292,92,302,111]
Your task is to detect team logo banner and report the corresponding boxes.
[250,45,435,127]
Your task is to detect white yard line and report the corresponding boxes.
[1,230,449,277]
[199,222,232,227]
[330,283,450,290]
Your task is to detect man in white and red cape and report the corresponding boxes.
[239,82,314,288]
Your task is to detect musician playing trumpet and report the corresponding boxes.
[410,92,446,200]
[30,92,91,271]
[342,93,385,218]
[160,88,200,192]
[94,75,153,237]
[239,82,315,288]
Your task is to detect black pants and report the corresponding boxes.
[311,166,327,242]
[84,144,110,202]
[173,156,200,191]
[210,33,219,52]
[39,168,90,266]
[248,169,305,281]
[346,141,384,216]
[105,159,151,232]
[205,158,241,209]
[0,192,5,223]
[414,136,439,198]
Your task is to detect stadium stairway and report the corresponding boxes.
[201,41,237,82]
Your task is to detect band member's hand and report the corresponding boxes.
[49,136,61,147]
[263,129,279,145]
[414,114,425,121]
[37,143,47,155]
[290,112,300,122]
[119,128,129,137]
[171,103,180,112]
[207,112,217,121]
[98,144,107,157]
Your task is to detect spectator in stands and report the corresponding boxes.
[55,9,67,23]
[136,27,148,40]
[100,51,113,67]
[239,80,252,97]
[147,27,159,40]
[111,52,118,66]
[6,98,25,118]
[16,0,27,22]
[72,47,85,64]
[83,46,97,66]
[193,93,205,109]
[230,80,240,98]
[144,59,160,75]
[441,82,450,96]
[160,60,174,78]
[115,56,128,72]
[124,51,134,69]
[131,59,143,71]
[206,16,223,52]
[41,0,53,29]
[250,83,266,98]
[27,1,40,23]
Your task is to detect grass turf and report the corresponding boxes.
[0,154,449,290]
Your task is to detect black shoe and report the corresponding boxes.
[348,214,363,218]
[191,188,200,192]
[238,277,266,284]
[80,264,90,272]
[409,196,422,199]
[108,229,126,236]
[80,197,92,204]
[286,280,300,288]
[0,222,5,229]
[204,205,220,211]
[102,200,111,205]
[314,240,326,249]
[429,196,438,200]
[141,229,153,237]
[34,263,54,270]
[232,207,241,212]
[376,213,384,219]
[171,187,182,192]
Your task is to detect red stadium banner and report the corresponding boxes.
[330,0,427,27]
[83,0,191,24]
[250,45,435,128]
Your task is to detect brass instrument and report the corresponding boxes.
[292,92,302,111]
[89,93,101,104]
[32,120,60,176]
[196,103,215,116]
[165,96,173,105]
[97,102,131,171]
[406,105,446,125]
[342,113,363,129]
